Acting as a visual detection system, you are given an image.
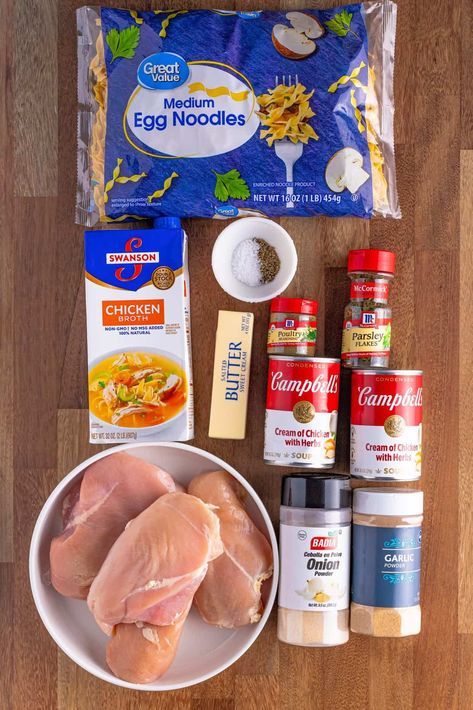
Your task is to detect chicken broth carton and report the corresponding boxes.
[84,217,193,443]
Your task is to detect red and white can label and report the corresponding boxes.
[350,370,423,480]
[264,358,340,467]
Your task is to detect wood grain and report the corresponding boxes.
[459,151,473,635]
[0,0,14,562]
[0,1,471,708]
[13,0,58,196]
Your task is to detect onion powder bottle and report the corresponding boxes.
[278,475,352,647]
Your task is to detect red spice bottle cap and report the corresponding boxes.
[271,297,318,316]
[347,249,396,275]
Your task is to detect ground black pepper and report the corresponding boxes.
[256,239,280,284]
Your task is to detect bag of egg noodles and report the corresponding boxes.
[76,3,400,224]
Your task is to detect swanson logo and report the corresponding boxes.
[108,237,160,282]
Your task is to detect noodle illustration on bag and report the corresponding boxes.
[257,80,318,209]
[76,5,400,224]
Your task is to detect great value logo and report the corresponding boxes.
[137,52,189,91]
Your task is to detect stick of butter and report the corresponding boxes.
[209,310,254,439]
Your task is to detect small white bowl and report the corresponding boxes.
[212,217,298,303]
[29,442,278,691]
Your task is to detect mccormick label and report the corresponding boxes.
[279,523,350,611]
[267,318,317,350]
[350,280,390,301]
[341,312,391,360]
[350,370,423,480]
[351,524,422,608]
[264,357,340,467]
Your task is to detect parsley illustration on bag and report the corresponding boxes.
[212,169,250,202]
[325,10,361,41]
[106,25,140,62]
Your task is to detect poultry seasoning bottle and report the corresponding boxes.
[341,249,395,368]
[351,488,423,637]
[278,475,352,647]
[267,297,318,357]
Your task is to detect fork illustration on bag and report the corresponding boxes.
[273,74,303,210]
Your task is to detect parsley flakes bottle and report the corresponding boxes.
[341,249,395,368]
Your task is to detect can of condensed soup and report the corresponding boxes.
[350,369,423,480]
[264,356,340,468]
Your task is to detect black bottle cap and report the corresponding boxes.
[281,475,352,510]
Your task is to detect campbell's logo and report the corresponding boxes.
[270,371,339,396]
[357,385,423,411]
[111,237,160,282]
[266,359,340,413]
[310,536,337,550]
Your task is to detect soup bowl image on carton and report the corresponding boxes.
[84,217,193,443]
[88,347,188,440]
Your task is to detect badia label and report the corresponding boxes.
[279,523,350,611]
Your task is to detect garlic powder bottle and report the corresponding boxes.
[278,475,352,647]
[351,488,423,637]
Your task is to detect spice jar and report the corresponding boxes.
[351,488,423,638]
[267,298,318,356]
[278,475,352,647]
[341,249,395,368]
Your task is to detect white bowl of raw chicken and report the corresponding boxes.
[29,442,278,691]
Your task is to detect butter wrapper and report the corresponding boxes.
[209,311,254,440]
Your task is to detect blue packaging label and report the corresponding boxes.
[88,6,381,221]
[351,524,422,608]
[84,227,184,291]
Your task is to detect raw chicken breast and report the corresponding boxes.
[50,452,175,599]
[88,492,223,634]
[188,471,273,628]
[106,604,191,684]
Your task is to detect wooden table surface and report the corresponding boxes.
[1,0,472,708]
